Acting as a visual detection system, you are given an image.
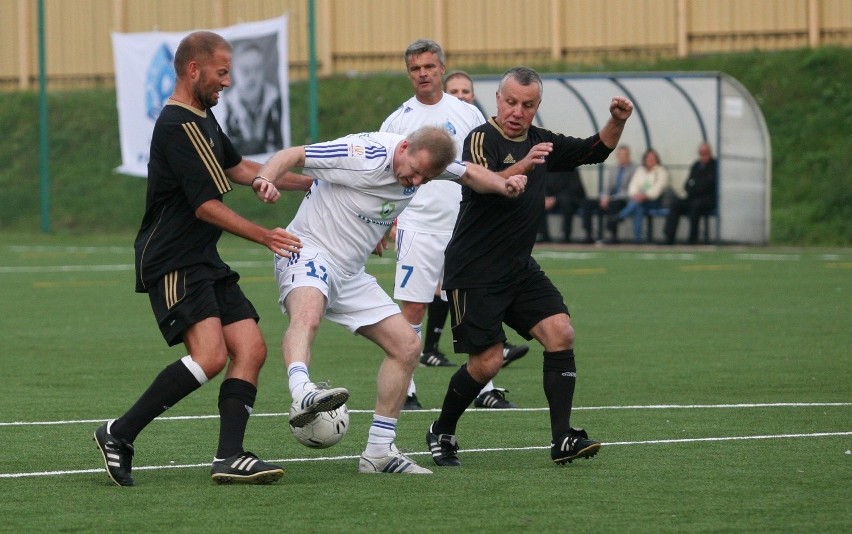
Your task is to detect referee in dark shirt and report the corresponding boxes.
[94,31,309,487]
[427,67,633,467]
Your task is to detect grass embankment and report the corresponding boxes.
[0,47,849,245]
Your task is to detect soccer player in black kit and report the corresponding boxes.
[426,67,633,466]
[93,31,310,486]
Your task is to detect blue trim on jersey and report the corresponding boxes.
[306,143,387,160]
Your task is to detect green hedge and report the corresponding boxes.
[1,47,849,245]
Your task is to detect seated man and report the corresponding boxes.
[664,142,717,244]
[538,168,586,243]
[581,145,634,243]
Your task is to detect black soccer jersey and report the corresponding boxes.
[134,102,242,292]
[443,118,613,289]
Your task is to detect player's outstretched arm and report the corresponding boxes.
[257,146,307,188]
[458,163,527,198]
[195,199,302,257]
[224,157,311,204]
[599,96,633,148]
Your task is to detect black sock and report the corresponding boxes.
[111,359,203,443]
[423,296,450,353]
[216,378,257,459]
[434,364,486,435]
[543,349,577,441]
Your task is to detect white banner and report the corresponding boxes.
[111,16,289,177]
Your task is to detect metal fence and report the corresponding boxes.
[2,0,851,90]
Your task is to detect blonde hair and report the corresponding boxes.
[406,126,455,173]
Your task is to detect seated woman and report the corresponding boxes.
[609,148,670,243]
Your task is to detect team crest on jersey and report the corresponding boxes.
[349,144,365,158]
[380,201,396,218]
[444,120,457,136]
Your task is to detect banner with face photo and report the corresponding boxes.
[111,15,289,177]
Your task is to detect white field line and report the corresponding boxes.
[3,248,851,275]
[1,403,849,480]
[2,402,848,427]
[1,431,849,480]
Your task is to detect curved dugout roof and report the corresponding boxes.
[471,72,771,244]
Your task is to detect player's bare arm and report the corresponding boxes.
[195,198,302,257]
[599,96,633,148]
[458,163,527,198]
[257,146,307,186]
[225,157,262,184]
[225,157,313,204]
[223,158,280,203]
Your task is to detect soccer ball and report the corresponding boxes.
[289,404,349,449]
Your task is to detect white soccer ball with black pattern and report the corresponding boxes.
[289,404,349,449]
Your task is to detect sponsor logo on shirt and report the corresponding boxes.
[349,144,365,158]
[356,201,397,226]
[503,154,516,164]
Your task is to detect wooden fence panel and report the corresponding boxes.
[1,0,849,90]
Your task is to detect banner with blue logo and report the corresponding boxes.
[111,15,289,177]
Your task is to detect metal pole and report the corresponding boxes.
[307,0,319,143]
[38,0,51,233]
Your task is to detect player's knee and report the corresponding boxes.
[470,348,503,379]
[291,310,323,332]
[400,301,427,324]
[246,338,268,366]
[532,314,575,349]
[404,336,422,365]
[196,350,229,377]
[391,332,421,370]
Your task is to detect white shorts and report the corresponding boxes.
[393,228,451,303]
[274,246,400,334]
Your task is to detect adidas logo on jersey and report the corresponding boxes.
[503,154,516,164]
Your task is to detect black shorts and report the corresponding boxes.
[147,264,259,346]
[446,268,568,355]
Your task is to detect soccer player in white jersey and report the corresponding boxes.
[380,40,528,411]
[257,126,526,474]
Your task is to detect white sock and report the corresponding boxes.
[181,355,208,385]
[287,362,311,396]
[479,379,496,396]
[365,414,397,456]
[407,378,416,396]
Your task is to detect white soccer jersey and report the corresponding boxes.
[380,93,485,234]
[288,132,465,275]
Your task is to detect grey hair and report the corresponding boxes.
[404,39,445,66]
[406,126,455,173]
[498,66,543,97]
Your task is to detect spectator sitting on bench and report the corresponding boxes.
[581,144,634,244]
[609,148,670,243]
[664,142,718,245]
[537,168,587,243]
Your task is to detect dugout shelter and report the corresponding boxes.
[472,72,771,245]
